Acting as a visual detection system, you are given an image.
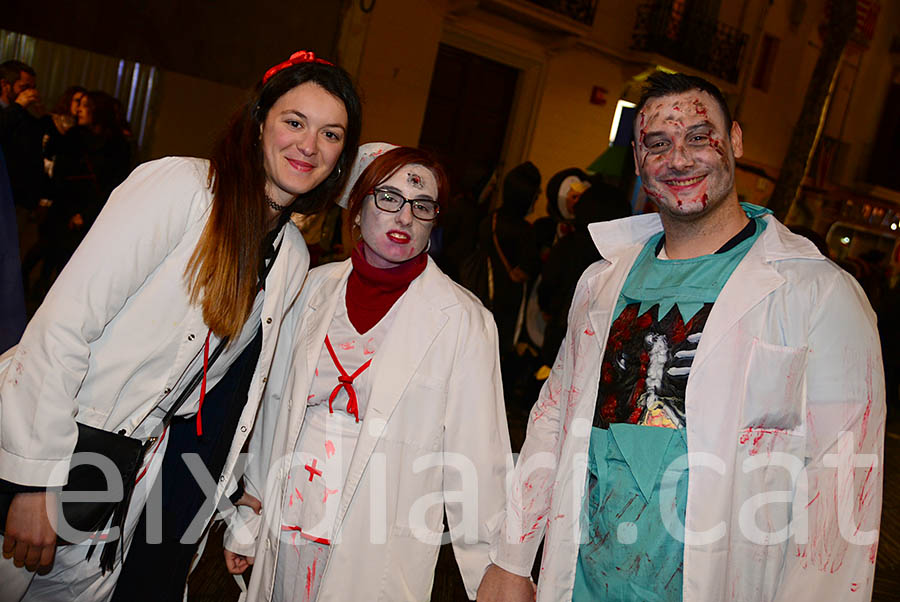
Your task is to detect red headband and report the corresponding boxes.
[262,50,334,84]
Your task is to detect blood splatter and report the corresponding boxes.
[584,327,595,336]
[305,556,318,601]
[322,487,338,503]
[641,186,660,202]
[691,99,708,116]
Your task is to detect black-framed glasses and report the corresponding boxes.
[369,188,440,221]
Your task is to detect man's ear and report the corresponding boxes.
[631,141,640,176]
[730,121,744,160]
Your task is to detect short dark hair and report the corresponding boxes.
[0,60,36,85]
[634,71,732,131]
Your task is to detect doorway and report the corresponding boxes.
[418,43,519,196]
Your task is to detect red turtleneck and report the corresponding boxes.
[345,242,427,334]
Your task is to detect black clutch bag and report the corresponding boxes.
[0,336,227,573]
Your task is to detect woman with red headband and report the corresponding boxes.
[0,51,361,602]
[223,144,512,601]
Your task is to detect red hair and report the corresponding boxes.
[346,147,450,235]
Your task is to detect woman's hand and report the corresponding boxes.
[1,491,58,574]
[476,564,536,602]
[234,491,262,514]
[224,549,255,574]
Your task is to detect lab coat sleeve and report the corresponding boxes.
[223,296,303,557]
[0,157,207,486]
[775,269,885,600]
[490,270,591,577]
[443,303,513,599]
[222,426,266,557]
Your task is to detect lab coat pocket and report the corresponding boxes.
[740,338,808,435]
[381,375,446,449]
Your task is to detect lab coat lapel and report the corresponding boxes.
[303,262,353,393]
[332,262,449,533]
[690,223,785,372]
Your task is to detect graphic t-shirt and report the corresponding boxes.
[573,204,770,601]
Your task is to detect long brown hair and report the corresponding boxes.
[346,147,450,238]
[185,60,362,339]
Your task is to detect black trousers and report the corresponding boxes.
[111,326,262,601]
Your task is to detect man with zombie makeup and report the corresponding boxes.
[477,72,884,601]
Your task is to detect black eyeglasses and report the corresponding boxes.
[369,188,440,221]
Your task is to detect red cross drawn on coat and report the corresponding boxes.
[304,458,322,481]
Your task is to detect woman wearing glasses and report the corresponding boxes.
[223,144,512,601]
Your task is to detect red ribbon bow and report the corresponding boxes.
[262,50,334,84]
[324,335,371,423]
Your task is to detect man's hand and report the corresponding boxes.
[14,88,39,108]
[234,491,262,515]
[477,564,536,602]
[1,492,58,573]
[224,549,254,574]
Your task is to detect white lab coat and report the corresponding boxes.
[0,157,309,600]
[225,257,512,601]
[492,213,885,601]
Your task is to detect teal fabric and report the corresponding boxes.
[574,203,770,600]
[613,204,769,322]
[573,425,688,601]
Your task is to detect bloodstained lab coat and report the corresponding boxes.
[0,157,309,600]
[225,257,512,601]
[492,212,885,601]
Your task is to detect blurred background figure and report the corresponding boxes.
[0,146,26,353]
[539,178,632,368]
[21,90,131,304]
[0,60,45,227]
[478,161,541,357]
[41,85,87,175]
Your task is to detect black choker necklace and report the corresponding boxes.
[265,195,290,212]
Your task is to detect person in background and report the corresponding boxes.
[538,179,631,369]
[223,144,511,601]
[479,71,884,601]
[479,161,541,357]
[0,50,361,602]
[0,147,26,353]
[22,90,131,303]
[42,85,87,155]
[0,61,44,215]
